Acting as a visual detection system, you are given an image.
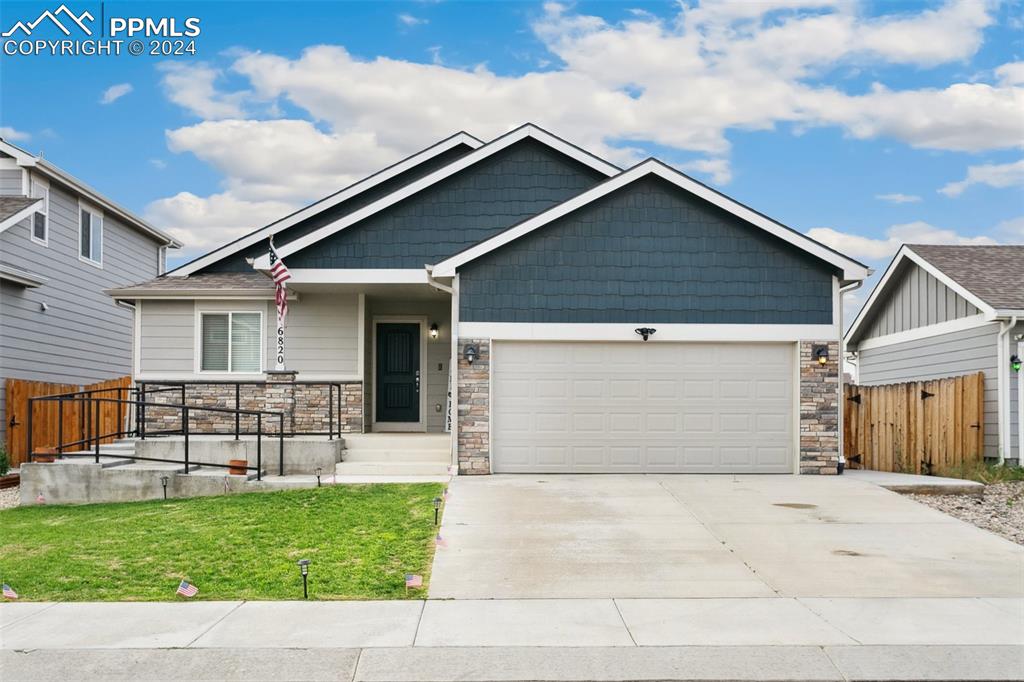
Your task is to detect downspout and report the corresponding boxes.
[1018,336,1023,465]
[425,265,458,471]
[838,279,864,474]
[997,316,1018,464]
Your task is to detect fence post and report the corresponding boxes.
[94,397,101,464]
[183,406,190,473]
[26,397,34,463]
[279,414,285,477]
[57,396,64,456]
[235,383,241,440]
[328,383,334,440]
[257,413,262,481]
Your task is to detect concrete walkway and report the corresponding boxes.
[2,600,1023,680]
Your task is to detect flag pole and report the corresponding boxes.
[269,236,290,372]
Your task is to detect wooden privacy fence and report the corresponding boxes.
[843,372,984,475]
[5,376,132,467]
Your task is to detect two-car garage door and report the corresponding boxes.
[491,341,795,473]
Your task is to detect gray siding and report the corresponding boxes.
[200,144,476,274]
[459,176,835,324]
[858,323,1001,457]
[287,139,606,269]
[138,300,195,374]
[862,262,979,340]
[0,168,22,194]
[1,177,162,442]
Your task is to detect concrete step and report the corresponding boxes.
[335,461,452,476]
[342,448,449,463]
[56,456,135,469]
[188,466,266,481]
[342,434,450,450]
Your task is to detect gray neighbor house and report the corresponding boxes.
[109,124,870,476]
[0,138,181,449]
[845,245,1024,465]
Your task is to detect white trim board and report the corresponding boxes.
[0,197,42,233]
[287,269,429,284]
[169,132,483,277]
[432,159,868,280]
[853,314,992,351]
[458,322,838,342]
[253,124,621,270]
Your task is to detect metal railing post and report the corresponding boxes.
[139,383,147,440]
[26,397,34,463]
[328,383,334,440]
[337,384,342,437]
[279,414,285,477]
[57,397,64,456]
[183,406,190,473]
[256,413,262,481]
[94,397,101,464]
[235,383,241,440]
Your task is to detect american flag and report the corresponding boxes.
[2,583,18,599]
[404,573,423,588]
[268,237,291,320]
[176,580,199,598]
[435,534,447,548]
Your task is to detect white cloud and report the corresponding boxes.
[149,158,167,170]
[995,61,1024,86]
[100,83,133,104]
[995,216,1024,240]
[807,221,997,261]
[875,193,921,204]
[939,158,1024,197]
[158,62,247,119]
[145,191,297,251]
[681,157,732,185]
[398,13,428,27]
[0,126,30,141]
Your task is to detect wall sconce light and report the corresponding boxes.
[463,345,478,364]
[429,323,439,339]
[1012,355,1021,373]
[813,345,829,366]
[635,327,657,341]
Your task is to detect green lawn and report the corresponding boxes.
[0,484,444,601]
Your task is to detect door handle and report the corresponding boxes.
[415,370,420,393]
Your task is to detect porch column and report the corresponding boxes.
[264,370,297,434]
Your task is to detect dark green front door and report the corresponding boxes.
[375,323,420,423]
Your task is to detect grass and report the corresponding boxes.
[0,484,444,601]
[936,461,1024,484]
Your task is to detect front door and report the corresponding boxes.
[375,323,421,423]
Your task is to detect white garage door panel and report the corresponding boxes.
[492,341,794,473]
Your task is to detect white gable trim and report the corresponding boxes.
[0,197,42,233]
[845,246,997,346]
[252,124,621,270]
[170,132,485,277]
[432,159,869,280]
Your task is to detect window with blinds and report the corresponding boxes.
[201,312,262,372]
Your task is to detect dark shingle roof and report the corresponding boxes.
[908,244,1024,311]
[0,196,41,222]
[107,271,274,296]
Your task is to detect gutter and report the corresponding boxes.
[837,279,864,473]
[997,316,1018,464]
[424,265,454,295]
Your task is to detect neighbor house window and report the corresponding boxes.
[201,312,262,373]
[79,206,103,265]
[30,180,48,245]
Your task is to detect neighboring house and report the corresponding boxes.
[0,138,182,449]
[110,124,869,475]
[845,245,1024,465]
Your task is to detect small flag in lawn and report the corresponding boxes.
[176,580,199,598]
[435,534,447,548]
[443,487,450,499]
[2,583,18,599]
[405,573,423,588]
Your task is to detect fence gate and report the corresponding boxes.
[5,377,131,467]
[843,372,984,474]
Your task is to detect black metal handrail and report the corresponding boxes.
[27,391,285,481]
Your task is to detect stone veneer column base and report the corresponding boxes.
[457,338,490,475]
[799,340,840,474]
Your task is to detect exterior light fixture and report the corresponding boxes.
[297,559,311,599]
[315,466,322,487]
[429,323,439,339]
[433,496,442,525]
[1012,355,1022,373]
[635,327,656,341]
[813,345,829,366]
[463,345,478,365]
[160,475,169,500]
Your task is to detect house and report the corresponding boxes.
[0,138,182,452]
[109,124,869,475]
[845,244,1024,465]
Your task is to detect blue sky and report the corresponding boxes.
[1,0,1022,314]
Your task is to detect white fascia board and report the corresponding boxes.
[0,263,47,288]
[252,125,621,270]
[433,160,869,280]
[853,314,993,351]
[287,268,429,284]
[169,132,484,278]
[459,322,837,342]
[0,197,42,233]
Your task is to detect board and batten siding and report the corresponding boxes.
[137,293,360,379]
[861,262,979,340]
[857,323,1001,458]
[0,173,162,442]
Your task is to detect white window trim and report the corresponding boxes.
[195,309,265,375]
[78,200,104,268]
[29,175,49,246]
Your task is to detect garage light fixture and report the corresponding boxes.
[1012,354,1021,373]
[813,345,829,366]
[429,323,439,339]
[463,345,478,364]
[635,327,657,341]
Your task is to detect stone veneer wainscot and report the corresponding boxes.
[456,338,490,475]
[799,340,841,474]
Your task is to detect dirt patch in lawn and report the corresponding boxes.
[906,481,1024,546]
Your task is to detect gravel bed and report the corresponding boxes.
[907,481,1024,545]
[0,485,20,510]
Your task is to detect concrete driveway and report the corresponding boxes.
[429,474,1024,599]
